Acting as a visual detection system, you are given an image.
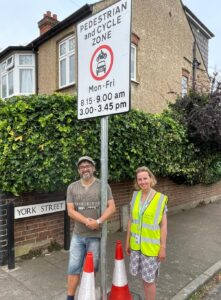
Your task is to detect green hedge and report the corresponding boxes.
[0,93,219,195]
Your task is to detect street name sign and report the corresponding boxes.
[77,0,132,119]
[14,201,66,219]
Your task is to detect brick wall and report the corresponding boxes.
[2,178,221,259]
[13,190,65,257]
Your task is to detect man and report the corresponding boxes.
[66,156,116,300]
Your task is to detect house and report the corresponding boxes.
[0,0,214,113]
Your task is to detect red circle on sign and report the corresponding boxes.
[90,45,114,81]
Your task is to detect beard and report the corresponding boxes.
[81,172,93,180]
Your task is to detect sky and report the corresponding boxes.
[0,0,220,75]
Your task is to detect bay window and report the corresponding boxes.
[0,53,35,99]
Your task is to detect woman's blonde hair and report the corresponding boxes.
[134,166,157,190]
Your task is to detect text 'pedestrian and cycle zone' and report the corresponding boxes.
[77,0,131,119]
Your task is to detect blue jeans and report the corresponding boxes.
[67,234,100,275]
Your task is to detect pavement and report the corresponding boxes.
[0,199,221,300]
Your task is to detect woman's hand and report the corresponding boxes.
[158,246,166,262]
[125,240,131,256]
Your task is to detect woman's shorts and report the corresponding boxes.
[129,250,160,283]
[67,234,100,275]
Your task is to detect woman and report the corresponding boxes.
[125,166,168,300]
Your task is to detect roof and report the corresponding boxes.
[0,4,92,59]
[184,5,214,39]
[0,46,33,60]
[27,4,92,49]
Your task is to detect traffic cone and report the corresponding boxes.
[108,240,133,300]
[78,252,96,300]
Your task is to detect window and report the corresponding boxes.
[181,69,189,97]
[0,53,35,99]
[8,70,14,96]
[181,76,188,97]
[59,36,75,88]
[18,55,34,94]
[131,44,137,81]
[6,56,14,70]
[1,75,7,98]
[0,68,14,99]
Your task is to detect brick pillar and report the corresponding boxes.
[0,194,7,265]
[0,193,15,266]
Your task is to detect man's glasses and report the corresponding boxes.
[78,164,92,170]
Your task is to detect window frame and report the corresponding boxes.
[0,52,35,99]
[131,43,137,81]
[58,35,75,89]
[181,69,190,97]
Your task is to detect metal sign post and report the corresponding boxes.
[100,116,108,300]
[77,1,132,298]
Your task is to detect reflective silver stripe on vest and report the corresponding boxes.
[142,223,159,230]
[141,236,160,245]
[131,233,160,245]
[131,220,159,230]
[131,218,139,224]
[131,191,139,208]
[131,232,139,239]
[153,193,165,225]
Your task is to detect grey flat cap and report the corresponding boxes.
[77,156,96,167]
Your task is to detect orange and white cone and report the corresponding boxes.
[78,252,96,300]
[108,240,133,300]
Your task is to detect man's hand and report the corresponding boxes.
[85,218,99,230]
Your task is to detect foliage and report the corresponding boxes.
[108,111,201,184]
[0,93,220,195]
[166,91,221,149]
[0,94,99,195]
[165,91,221,184]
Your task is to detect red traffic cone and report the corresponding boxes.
[78,252,96,300]
[108,240,133,300]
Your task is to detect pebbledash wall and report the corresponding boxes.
[1,178,221,262]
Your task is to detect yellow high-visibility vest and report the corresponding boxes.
[130,190,168,256]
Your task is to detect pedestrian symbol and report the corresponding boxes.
[90,45,114,81]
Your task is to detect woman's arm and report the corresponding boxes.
[125,218,131,256]
[158,213,167,261]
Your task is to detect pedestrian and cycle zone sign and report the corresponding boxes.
[77,0,132,119]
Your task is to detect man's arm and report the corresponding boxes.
[98,199,116,223]
[67,202,89,226]
[87,198,116,230]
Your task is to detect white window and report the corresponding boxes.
[6,56,14,70]
[131,44,137,81]
[59,36,75,88]
[8,70,14,96]
[181,76,188,97]
[1,74,7,98]
[0,53,35,99]
[18,54,34,94]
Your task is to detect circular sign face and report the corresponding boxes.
[90,45,114,81]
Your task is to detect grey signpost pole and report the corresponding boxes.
[100,116,108,300]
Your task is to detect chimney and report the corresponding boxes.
[38,11,59,35]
